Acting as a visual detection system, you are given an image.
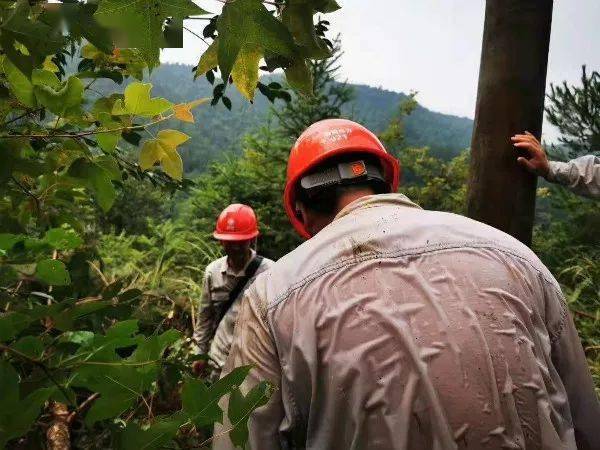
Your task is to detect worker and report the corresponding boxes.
[191,203,273,378]
[214,119,599,450]
[512,131,599,198]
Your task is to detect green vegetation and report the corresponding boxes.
[546,66,600,157]
[0,0,338,447]
[0,1,597,447]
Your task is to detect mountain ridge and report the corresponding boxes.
[143,63,474,174]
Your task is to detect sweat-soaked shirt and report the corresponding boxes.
[213,193,599,450]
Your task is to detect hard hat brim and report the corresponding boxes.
[213,230,259,241]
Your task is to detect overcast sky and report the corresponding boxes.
[162,0,600,141]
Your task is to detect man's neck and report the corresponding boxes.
[228,249,252,273]
[335,188,376,215]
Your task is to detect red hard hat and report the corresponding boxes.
[284,119,401,239]
[213,204,259,241]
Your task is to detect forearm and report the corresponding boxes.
[192,312,214,355]
[193,273,215,355]
[547,155,600,198]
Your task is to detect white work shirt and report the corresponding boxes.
[548,155,600,198]
[193,249,273,369]
[215,193,599,450]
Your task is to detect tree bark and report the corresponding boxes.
[467,0,554,245]
[46,402,70,450]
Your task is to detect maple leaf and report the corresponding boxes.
[139,130,190,180]
[217,0,297,98]
[95,0,208,65]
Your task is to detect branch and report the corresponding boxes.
[0,107,44,127]
[572,308,597,320]
[66,393,100,425]
[184,26,210,47]
[10,176,41,213]
[0,344,75,408]
[0,113,174,140]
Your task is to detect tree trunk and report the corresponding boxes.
[46,402,70,450]
[467,0,554,245]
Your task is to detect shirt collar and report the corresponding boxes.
[333,193,421,222]
[221,248,257,277]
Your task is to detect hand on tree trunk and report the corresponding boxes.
[512,131,551,178]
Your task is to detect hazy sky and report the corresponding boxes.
[162,1,600,140]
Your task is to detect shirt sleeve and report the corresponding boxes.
[193,268,215,355]
[546,283,600,450]
[547,155,600,199]
[212,285,284,450]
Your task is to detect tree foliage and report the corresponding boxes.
[182,41,354,260]
[273,37,354,139]
[546,65,600,157]
[0,0,339,446]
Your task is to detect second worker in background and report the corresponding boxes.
[192,204,273,378]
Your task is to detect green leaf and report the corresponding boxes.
[106,320,139,339]
[0,0,65,76]
[118,289,143,302]
[116,418,183,450]
[95,0,208,65]
[284,59,313,95]
[217,0,297,86]
[195,39,218,78]
[35,259,71,286]
[53,301,113,331]
[68,158,119,212]
[181,365,253,428]
[131,329,181,364]
[1,57,36,107]
[95,113,122,153]
[313,0,341,13]
[163,17,183,48]
[139,130,190,180]
[44,228,83,251]
[61,2,114,54]
[10,335,44,359]
[231,45,262,101]
[73,329,180,425]
[77,69,124,84]
[95,155,122,181]
[31,69,61,89]
[0,312,31,342]
[282,0,331,59]
[182,378,223,426]
[0,360,19,410]
[0,233,24,251]
[228,381,274,447]
[0,361,54,447]
[34,76,84,116]
[112,82,172,117]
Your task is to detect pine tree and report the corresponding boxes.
[546,66,600,158]
[274,37,355,140]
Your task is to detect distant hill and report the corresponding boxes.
[142,64,473,174]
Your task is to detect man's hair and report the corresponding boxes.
[296,153,389,216]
